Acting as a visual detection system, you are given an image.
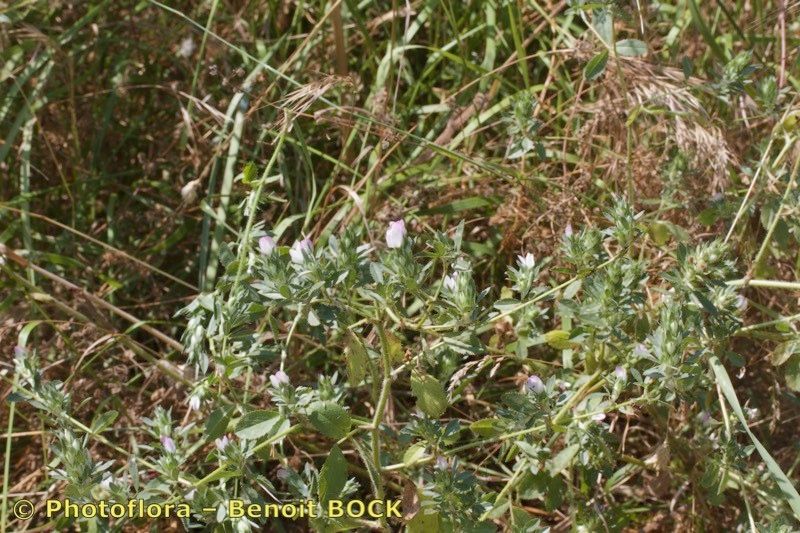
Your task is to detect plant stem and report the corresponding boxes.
[370,324,393,518]
[228,129,286,301]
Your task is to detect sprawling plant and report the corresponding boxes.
[12,185,799,531]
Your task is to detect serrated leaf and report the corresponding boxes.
[206,407,231,439]
[309,401,351,439]
[234,410,285,440]
[410,371,448,418]
[346,333,368,386]
[584,50,608,81]
[615,38,647,57]
[318,445,347,503]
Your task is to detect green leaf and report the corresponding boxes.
[206,407,231,439]
[549,443,579,475]
[785,355,800,392]
[418,196,496,216]
[309,401,352,439]
[615,38,647,57]
[493,298,520,312]
[770,340,800,367]
[410,371,448,418]
[91,410,118,433]
[241,161,257,185]
[470,418,501,437]
[407,509,440,533]
[710,355,800,519]
[584,50,608,81]
[698,207,719,226]
[650,221,671,246]
[6,392,27,403]
[563,279,582,300]
[402,443,429,465]
[591,8,613,45]
[346,333,369,386]
[201,468,240,484]
[318,445,348,503]
[382,330,404,365]
[234,410,285,440]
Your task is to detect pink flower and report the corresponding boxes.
[290,239,313,263]
[258,235,276,256]
[517,252,535,269]
[270,370,290,387]
[215,436,230,452]
[385,219,406,248]
[160,435,176,454]
[614,366,627,381]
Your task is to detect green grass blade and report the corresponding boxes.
[710,354,800,519]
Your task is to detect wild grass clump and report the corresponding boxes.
[2,1,800,531]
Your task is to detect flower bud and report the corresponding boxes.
[160,435,176,454]
[525,374,545,394]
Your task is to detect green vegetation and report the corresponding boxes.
[2,1,800,531]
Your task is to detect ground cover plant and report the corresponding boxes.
[2,0,800,531]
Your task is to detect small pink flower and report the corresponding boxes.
[258,235,276,256]
[443,273,458,291]
[290,239,313,263]
[270,370,290,388]
[517,252,535,269]
[215,435,230,452]
[592,412,607,422]
[160,435,176,454]
[614,366,627,381]
[385,219,407,248]
[564,223,574,237]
